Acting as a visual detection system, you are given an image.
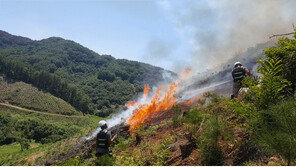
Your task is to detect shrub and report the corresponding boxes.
[0,113,15,145]
[182,107,205,125]
[152,135,174,165]
[97,154,115,166]
[197,99,206,106]
[57,156,81,166]
[252,98,296,165]
[227,98,257,121]
[263,32,296,93]
[18,138,29,151]
[199,116,224,165]
[243,56,291,109]
[112,136,130,151]
[256,56,291,109]
[112,135,173,166]
[169,105,182,127]
[204,92,221,103]
[182,107,206,141]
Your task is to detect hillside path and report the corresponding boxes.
[0,102,83,118]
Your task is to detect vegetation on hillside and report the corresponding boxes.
[0,30,172,165]
[0,104,92,145]
[1,30,295,166]
[0,31,175,116]
[100,31,296,166]
[0,78,80,115]
[0,104,101,165]
[0,56,94,114]
[0,30,33,48]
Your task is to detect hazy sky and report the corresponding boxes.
[0,0,295,73]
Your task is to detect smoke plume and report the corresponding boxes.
[159,0,296,73]
[83,0,296,140]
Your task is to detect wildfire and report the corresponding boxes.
[124,67,232,133]
[125,101,138,108]
[143,84,150,95]
[179,96,203,106]
[126,82,179,132]
[180,67,192,80]
[125,68,194,133]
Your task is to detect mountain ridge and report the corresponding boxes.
[0,30,176,116]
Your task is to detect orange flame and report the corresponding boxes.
[125,68,192,133]
[125,101,138,108]
[179,67,192,80]
[143,84,150,95]
[180,96,202,106]
[126,82,179,132]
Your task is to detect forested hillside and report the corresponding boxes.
[0,30,175,116]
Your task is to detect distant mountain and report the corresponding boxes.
[0,30,176,116]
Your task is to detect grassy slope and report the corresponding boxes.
[0,104,101,166]
[106,96,291,166]
[0,77,81,116]
[0,76,102,165]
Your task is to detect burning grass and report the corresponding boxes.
[126,82,179,132]
[124,68,233,134]
[125,68,198,133]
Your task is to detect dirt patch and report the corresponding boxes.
[164,133,201,166]
[26,152,45,164]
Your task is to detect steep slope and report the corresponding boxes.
[178,41,274,98]
[0,30,176,114]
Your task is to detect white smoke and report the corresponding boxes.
[81,105,138,141]
[83,0,296,140]
[81,89,155,141]
[158,0,296,74]
[178,80,232,102]
[82,71,234,141]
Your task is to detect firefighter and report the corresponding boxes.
[96,120,117,164]
[231,62,251,99]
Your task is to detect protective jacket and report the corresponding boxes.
[96,129,111,154]
[232,66,247,82]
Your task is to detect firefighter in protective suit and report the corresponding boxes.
[231,62,251,99]
[96,120,117,163]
